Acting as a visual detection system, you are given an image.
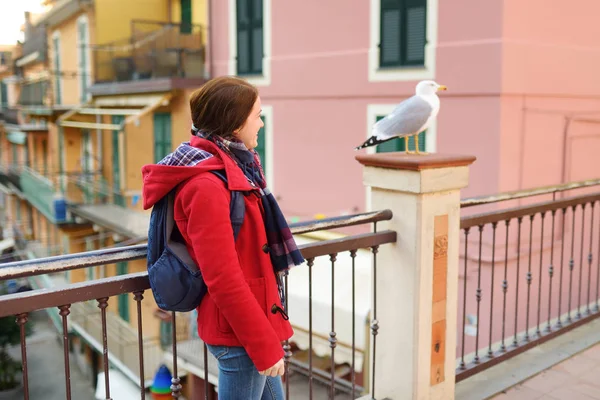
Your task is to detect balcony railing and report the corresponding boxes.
[457,180,600,381]
[19,167,67,223]
[0,210,395,399]
[0,107,20,125]
[93,20,206,84]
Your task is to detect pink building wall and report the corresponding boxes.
[208,0,600,220]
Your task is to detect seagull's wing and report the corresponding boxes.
[373,95,433,140]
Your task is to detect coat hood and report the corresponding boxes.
[141,136,255,210]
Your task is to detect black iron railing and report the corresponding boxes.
[93,20,206,83]
[0,210,395,399]
[457,187,600,381]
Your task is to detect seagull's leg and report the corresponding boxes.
[404,136,415,154]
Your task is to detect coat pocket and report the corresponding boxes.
[217,277,267,334]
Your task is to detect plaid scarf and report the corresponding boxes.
[167,126,305,305]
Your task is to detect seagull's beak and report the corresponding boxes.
[437,85,448,91]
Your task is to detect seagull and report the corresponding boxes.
[354,80,447,154]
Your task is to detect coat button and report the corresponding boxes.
[262,244,270,254]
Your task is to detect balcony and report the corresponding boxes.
[19,168,67,224]
[90,20,207,96]
[0,108,20,125]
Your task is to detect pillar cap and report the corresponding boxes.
[355,153,476,171]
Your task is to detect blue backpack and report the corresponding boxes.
[146,170,245,312]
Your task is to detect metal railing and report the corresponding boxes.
[18,80,49,107]
[0,210,396,399]
[456,189,600,381]
[93,20,206,83]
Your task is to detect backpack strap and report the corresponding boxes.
[210,170,245,240]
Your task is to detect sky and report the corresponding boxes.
[0,0,47,45]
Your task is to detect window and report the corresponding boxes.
[77,16,91,103]
[380,0,426,68]
[236,0,263,75]
[230,0,271,85]
[180,0,192,34]
[374,115,426,153]
[52,31,62,105]
[256,105,273,189]
[153,113,172,163]
[369,0,436,82]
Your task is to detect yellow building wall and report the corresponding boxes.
[48,10,95,106]
[171,89,194,146]
[94,0,169,45]
[124,113,154,193]
[171,0,208,25]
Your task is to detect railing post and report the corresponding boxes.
[356,153,476,400]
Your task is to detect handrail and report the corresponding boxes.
[0,210,395,280]
[461,178,600,208]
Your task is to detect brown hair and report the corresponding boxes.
[189,76,258,139]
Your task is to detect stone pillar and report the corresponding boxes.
[356,153,476,400]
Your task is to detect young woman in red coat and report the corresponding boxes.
[142,76,304,399]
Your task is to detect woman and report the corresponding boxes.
[142,76,304,399]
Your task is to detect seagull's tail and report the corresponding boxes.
[354,135,395,151]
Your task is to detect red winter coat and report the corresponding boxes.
[141,136,293,371]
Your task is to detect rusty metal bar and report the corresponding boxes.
[371,245,380,399]
[16,313,29,400]
[474,225,483,363]
[460,178,600,208]
[557,209,567,328]
[0,273,150,317]
[133,291,145,399]
[203,342,209,400]
[0,212,395,281]
[513,217,523,345]
[461,192,600,229]
[307,257,314,399]
[298,231,396,260]
[525,214,534,341]
[58,304,72,400]
[329,253,337,399]
[290,209,393,235]
[568,205,577,323]
[459,228,470,369]
[587,203,595,315]
[350,249,357,399]
[547,210,557,332]
[577,204,587,319]
[170,311,182,397]
[283,271,291,400]
[536,212,546,335]
[500,220,510,351]
[97,298,110,400]
[488,222,497,357]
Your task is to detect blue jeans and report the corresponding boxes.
[207,344,285,400]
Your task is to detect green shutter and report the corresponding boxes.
[255,116,266,178]
[53,35,62,104]
[77,19,88,103]
[0,82,7,108]
[42,139,48,175]
[374,115,426,153]
[116,262,129,321]
[379,0,426,67]
[111,116,126,207]
[153,113,172,163]
[11,144,17,166]
[180,0,192,34]
[237,0,263,75]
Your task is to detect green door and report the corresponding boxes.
[111,116,126,206]
[0,82,7,108]
[374,115,426,153]
[180,0,192,34]
[116,262,129,321]
[11,144,18,167]
[153,113,172,163]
